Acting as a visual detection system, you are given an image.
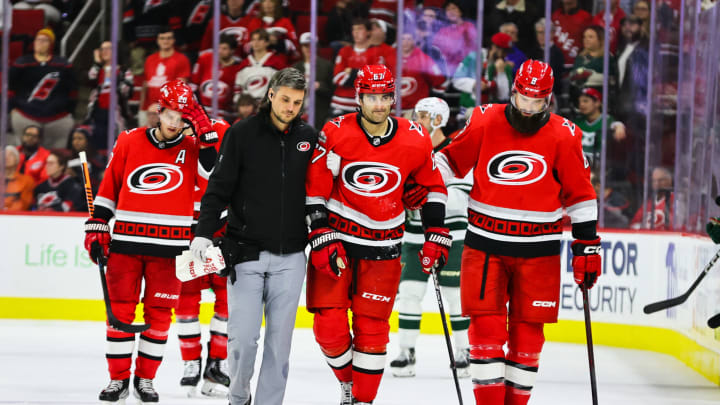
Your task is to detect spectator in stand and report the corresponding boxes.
[617,15,648,123]
[65,125,105,189]
[200,0,252,56]
[527,18,565,97]
[122,0,181,67]
[630,166,674,230]
[330,18,383,115]
[498,22,528,76]
[591,0,626,55]
[191,33,243,119]
[399,29,447,117]
[34,151,84,212]
[3,146,35,211]
[9,28,77,149]
[138,27,191,126]
[234,93,258,123]
[369,0,415,29]
[369,19,396,71]
[552,0,593,69]
[327,0,370,56]
[234,28,288,102]
[87,41,135,150]
[632,0,650,36]
[569,25,618,113]
[453,51,494,114]
[576,87,627,172]
[590,169,630,228]
[484,32,515,103]
[415,7,448,76]
[16,125,50,186]
[292,32,334,127]
[176,0,213,59]
[432,0,476,76]
[245,0,299,60]
[485,0,542,55]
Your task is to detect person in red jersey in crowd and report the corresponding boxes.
[191,33,243,119]
[83,79,219,404]
[434,60,601,405]
[304,64,449,405]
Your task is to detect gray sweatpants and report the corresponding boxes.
[227,250,306,405]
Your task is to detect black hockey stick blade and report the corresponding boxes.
[707,313,720,329]
[643,249,720,314]
[431,269,464,405]
[581,286,599,405]
[98,262,150,333]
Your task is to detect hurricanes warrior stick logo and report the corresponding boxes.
[127,163,184,194]
[486,151,547,185]
[342,162,402,197]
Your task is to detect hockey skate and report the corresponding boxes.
[133,376,159,403]
[99,378,129,404]
[390,348,416,377]
[454,348,470,378]
[201,357,231,397]
[180,358,201,396]
[339,381,353,405]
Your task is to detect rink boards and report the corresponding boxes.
[1,213,720,384]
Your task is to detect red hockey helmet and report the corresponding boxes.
[513,59,554,99]
[158,79,193,112]
[355,64,395,97]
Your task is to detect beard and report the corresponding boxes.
[504,104,550,134]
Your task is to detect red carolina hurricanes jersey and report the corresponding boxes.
[200,13,253,54]
[552,8,593,68]
[436,104,597,258]
[95,127,205,257]
[331,47,384,112]
[191,51,242,115]
[306,113,447,259]
[142,51,191,110]
[193,119,230,212]
[401,47,446,110]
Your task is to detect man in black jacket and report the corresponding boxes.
[190,68,316,405]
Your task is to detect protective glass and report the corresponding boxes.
[511,92,551,115]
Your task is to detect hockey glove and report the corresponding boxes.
[309,227,347,279]
[419,227,452,274]
[84,218,110,265]
[190,236,213,262]
[706,217,720,244]
[402,182,429,210]
[571,238,602,289]
[326,151,341,177]
[183,102,218,146]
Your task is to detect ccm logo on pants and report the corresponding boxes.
[532,300,556,308]
[362,292,391,302]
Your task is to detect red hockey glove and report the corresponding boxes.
[183,101,218,146]
[419,227,452,274]
[309,228,348,279]
[402,182,429,210]
[571,238,602,289]
[84,218,111,265]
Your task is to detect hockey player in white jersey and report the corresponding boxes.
[390,97,473,378]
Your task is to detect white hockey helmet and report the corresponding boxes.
[414,97,450,130]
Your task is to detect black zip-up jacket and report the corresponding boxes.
[195,107,317,254]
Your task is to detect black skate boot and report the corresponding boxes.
[133,375,159,403]
[99,378,129,404]
[339,381,352,405]
[180,358,202,396]
[454,347,470,378]
[390,347,416,377]
[201,357,231,397]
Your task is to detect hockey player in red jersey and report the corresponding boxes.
[434,60,601,405]
[176,117,232,398]
[304,65,450,405]
[83,79,219,404]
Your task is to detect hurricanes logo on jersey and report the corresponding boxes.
[342,162,402,197]
[487,151,547,185]
[127,163,184,194]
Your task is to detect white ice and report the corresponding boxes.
[1,319,719,405]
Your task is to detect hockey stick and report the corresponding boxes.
[430,267,464,405]
[581,285,599,405]
[707,313,720,329]
[643,249,720,314]
[80,152,150,334]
